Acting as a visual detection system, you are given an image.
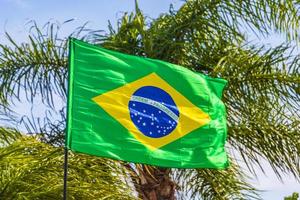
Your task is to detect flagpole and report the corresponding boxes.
[63,37,72,200]
[63,147,68,200]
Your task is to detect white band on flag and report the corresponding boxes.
[130,95,179,122]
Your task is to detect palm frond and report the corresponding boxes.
[214,44,300,179]
[184,0,300,41]
[0,127,136,199]
[174,160,259,200]
[0,20,97,109]
[0,22,68,108]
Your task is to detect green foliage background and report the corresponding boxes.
[284,192,299,200]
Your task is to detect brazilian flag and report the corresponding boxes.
[66,38,229,169]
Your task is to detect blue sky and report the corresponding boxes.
[0,0,299,199]
[0,0,183,44]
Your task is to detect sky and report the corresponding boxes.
[0,0,299,199]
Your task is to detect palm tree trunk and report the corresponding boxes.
[137,166,176,200]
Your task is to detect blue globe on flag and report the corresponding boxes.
[128,86,179,138]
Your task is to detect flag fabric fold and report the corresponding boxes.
[66,38,229,169]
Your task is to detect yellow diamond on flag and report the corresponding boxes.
[92,73,210,150]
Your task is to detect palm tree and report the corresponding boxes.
[0,0,299,199]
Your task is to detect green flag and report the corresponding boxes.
[66,38,229,169]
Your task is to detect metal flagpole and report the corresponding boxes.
[63,147,68,200]
[63,37,72,200]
